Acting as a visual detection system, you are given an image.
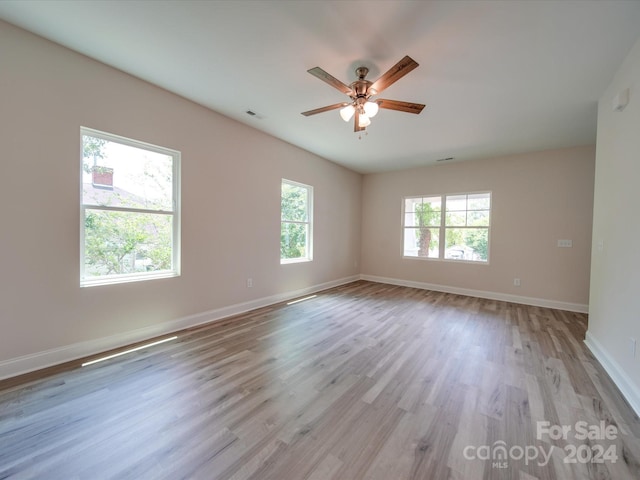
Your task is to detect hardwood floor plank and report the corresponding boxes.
[362,405,437,480]
[447,385,487,480]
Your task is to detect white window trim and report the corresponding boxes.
[402,191,491,265]
[280,179,313,264]
[80,127,181,287]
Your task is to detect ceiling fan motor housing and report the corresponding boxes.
[351,67,373,99]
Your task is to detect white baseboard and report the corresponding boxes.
[359,274,589,313]
[0,275,360,381]
[584,331,640,417]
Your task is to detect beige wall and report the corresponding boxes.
[0,21,361,375]
[587,36,640,414]
[361,146,595,309]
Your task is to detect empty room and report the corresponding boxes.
[1,1,639,479]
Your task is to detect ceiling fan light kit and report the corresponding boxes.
[302,55,426,133]
[359,114,371,127]
[340,104,355,122]
[363,101,379,118]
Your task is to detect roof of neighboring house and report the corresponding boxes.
[82,183,147,209]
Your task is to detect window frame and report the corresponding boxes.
[80,127,181,287]
[402,191,491,264]
[280,178,313,264]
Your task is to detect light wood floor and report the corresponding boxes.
[1,281,639,479]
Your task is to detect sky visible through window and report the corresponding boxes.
[82,140,173,210]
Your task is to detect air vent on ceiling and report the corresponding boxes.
[246,110,265,120]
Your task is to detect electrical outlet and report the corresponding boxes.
[631,338,636,358]
[514,278,521,287]
[247,278,253,288]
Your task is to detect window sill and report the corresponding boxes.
[280,257,312,265]
[402,255,489,265]
[80,271,179,288]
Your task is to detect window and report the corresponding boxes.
[403,192,490,262]
[80,128,180,286]
[281,179,313,263]
[403,196,442,259]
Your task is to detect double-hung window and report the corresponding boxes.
[403,192,491,262]
[280,179,313,263]
[80,127,180,286]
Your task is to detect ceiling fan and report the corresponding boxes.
[301,55,426,132]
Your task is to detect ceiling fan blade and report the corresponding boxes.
[307,67,353,95]
[377,99,426,114]
[369,56,419,95]
[354,111,366,132]
[301,102,349,116]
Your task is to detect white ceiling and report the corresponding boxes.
[1,1,639,173]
